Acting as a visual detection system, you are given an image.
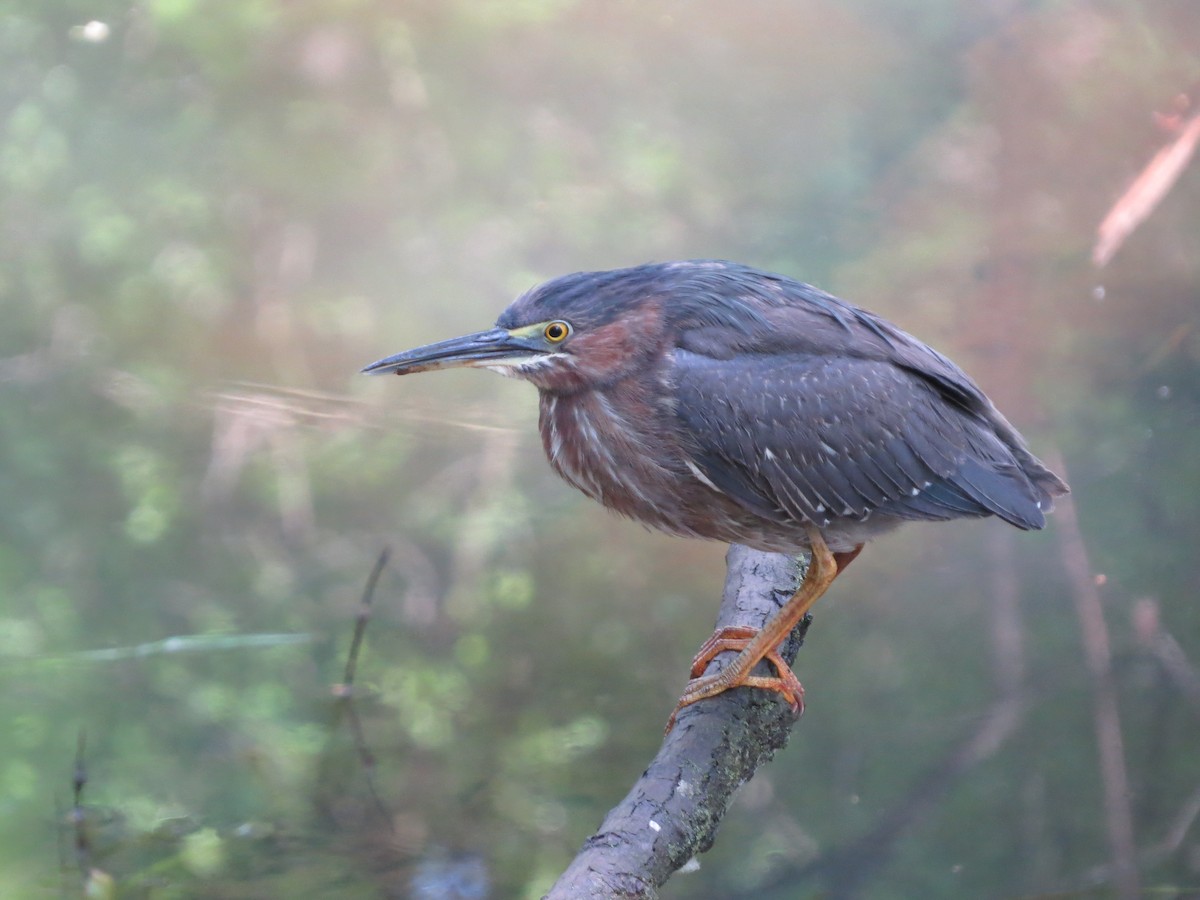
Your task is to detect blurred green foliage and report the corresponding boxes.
[1,0,1198,897]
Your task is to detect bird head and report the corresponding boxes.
[362,267,673,393]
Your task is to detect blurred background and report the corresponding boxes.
[2,1,1198,897]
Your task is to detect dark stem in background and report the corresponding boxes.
[326,548,395,832]
[72,730,88,877]
[544,545,810,900]
[61,729,110,895]
[338,547,391,692]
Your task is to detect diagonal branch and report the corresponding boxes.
[544,545,810,899]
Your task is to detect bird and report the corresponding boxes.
[363,260,1068,726]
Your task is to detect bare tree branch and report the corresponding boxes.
[544,545,809,899]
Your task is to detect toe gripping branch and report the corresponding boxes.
[666,530,851,731]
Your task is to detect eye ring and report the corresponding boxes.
[543,321,571,343]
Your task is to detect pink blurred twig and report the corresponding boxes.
[1092,107,1200,267]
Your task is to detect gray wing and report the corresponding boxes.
[671,349,1049,530]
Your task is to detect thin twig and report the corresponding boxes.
[342,700,393,832]
[72,730,88,879]
[329,548,395,831]
[338,548,391,692]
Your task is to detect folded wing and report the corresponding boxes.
[671,349,1053,531]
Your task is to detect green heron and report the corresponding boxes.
[364,260,1068,723]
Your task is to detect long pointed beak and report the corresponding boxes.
[361,327,543,376]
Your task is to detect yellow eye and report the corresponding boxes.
[543,321,571,343]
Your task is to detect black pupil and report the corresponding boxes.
[548,324,564,339]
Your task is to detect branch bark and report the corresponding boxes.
[544,544,810,899]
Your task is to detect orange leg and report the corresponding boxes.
[667,529,857,731]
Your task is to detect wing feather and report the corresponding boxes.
[672,350,1046,530]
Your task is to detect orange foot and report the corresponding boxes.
[665,624,806,732]
[664,528,847,733]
